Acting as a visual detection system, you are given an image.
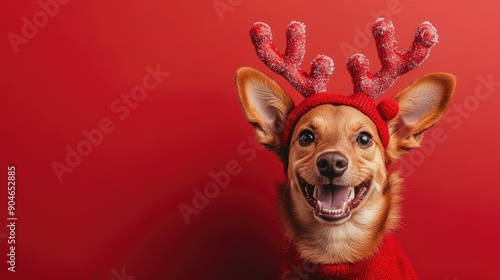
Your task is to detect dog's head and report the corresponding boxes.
[236,19,455,264]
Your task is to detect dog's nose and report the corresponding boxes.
[316,152,348,179]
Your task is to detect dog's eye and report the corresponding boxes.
[356,132,373,148]
[299,130,315,146]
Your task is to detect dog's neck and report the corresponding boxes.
[280,235,416,279]
[277,172,403,264]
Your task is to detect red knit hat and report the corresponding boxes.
[250,19,438,148]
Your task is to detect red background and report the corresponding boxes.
[2,0,500,279]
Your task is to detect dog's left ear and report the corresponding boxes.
[386,73,456,162]
[236,67,294,159]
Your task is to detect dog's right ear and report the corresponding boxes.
[236,67,294,157]
[386,73,455,163]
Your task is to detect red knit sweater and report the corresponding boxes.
[280,235,417,280]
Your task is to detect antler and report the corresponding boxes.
[347,18,439,99]
[250,21,334,98]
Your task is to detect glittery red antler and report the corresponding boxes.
[250,21,334,98]
[347,18,439,99]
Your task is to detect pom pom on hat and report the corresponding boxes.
[377,98,399,121]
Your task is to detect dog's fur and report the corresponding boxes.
[236,67,455,264]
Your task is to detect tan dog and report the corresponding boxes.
[236,19,455,278]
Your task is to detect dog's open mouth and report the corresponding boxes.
[299,176,371,222]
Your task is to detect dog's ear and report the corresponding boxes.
[386,73,456,162]
[236,67,294,157]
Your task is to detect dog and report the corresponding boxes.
[235,19,455,279]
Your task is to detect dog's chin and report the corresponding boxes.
[298,175,372,225]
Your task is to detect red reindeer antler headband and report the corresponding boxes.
[250,18,439,148]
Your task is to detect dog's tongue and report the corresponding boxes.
[317,185,351,210]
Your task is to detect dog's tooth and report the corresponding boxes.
[316,200,323,211]
[348,187,355,201]
[313,186,318,199]
[341,201,348,211]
